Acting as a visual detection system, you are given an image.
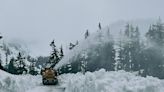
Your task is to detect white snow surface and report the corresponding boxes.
[0,70,40,92]
[61,69,164,92]
[1,69,164,92]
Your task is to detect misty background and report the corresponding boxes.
[0,0,164,56]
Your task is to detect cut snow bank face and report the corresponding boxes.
[1,69,164,92]
[0,70,41,92]
[59,69,164,92]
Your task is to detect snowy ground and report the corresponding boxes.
[1,69,164,92]
[26,86,65,92]
[0,70,40,92]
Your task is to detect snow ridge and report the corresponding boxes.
[0,70,40,92]
[1,69,164,92]
[60,69,164,92]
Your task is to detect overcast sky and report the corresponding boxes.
[0,0,164,56]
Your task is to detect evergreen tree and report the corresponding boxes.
[80,52,88,74]
[120,24,141,71]
[35,56,49,68]
[80,60,87,74]
[29,62,38,75]
[0,60,4,71]
[69,43,76,50]
[0,34,3,71]
[76,40,79,45]
[131,26,141,71]
[3,43,11,69]
[146,18,164,46]
[85,30,90,39]
[121,24,133,71]
[59,45,64,59]
[8,58,17,74]
[140,19,164,78]
[98,22,102,30]
[16,52,27,74]
[69,41,79,50]
[117,30,124,70]
[0,35,4,70]
[49,40,60,68]
[107,27,110,36]
[0,34,2,39]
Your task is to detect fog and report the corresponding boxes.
[0,0,164,56]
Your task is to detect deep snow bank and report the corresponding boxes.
[0,70,41,92]
[59,69,164,92]
[1,69,164,92]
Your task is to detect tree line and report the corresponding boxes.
[57,19,164,79]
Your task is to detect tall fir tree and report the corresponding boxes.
[0,60,4,71]
[117,30,124,70]
[16,52,27,74]
[98,22,102,30]
[119,24,141,71]
[59,45,64,59]
[85,29,90,39]
[8,58,17,74]
[140,19,164,78]
[0,34,3,70]
[146,18,164,46]
[49,40,60,68]
[3,43,11,69]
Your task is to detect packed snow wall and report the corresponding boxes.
[59,69,164,92]
[0,70,40,92]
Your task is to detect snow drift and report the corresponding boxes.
[1,69,164,92]
[60,69,164,92]
[0,70,40,92]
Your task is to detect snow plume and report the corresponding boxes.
[60,69,164,92]
[0,39,31,67]
[0,70,40,92]
[55,27,114,70]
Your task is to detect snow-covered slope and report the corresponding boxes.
[0,70,40,92]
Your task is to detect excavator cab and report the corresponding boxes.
[41,68,58,85]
